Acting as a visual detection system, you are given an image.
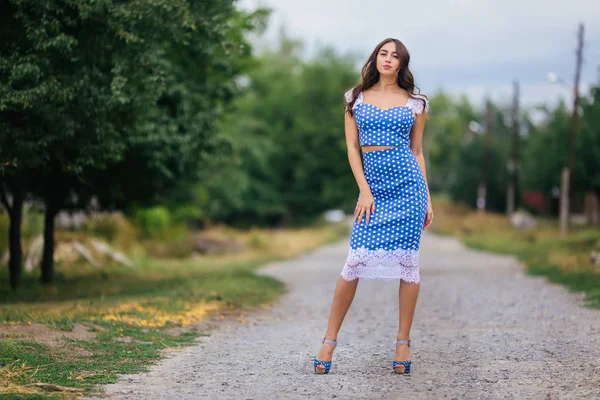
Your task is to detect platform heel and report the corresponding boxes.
[393,339,411,374]
[314,338,337,374]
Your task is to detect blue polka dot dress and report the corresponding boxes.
[341,91,430,283]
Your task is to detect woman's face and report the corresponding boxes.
[376,41,400,77]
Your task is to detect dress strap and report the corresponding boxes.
[406,95,430,115]
[344,89,363,110]
[354,92,364,110]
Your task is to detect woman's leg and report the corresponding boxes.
[315,276,359,364]
[396,281,420,361]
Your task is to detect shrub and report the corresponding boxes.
[134,206,172,240]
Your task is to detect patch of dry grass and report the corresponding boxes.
[0,361,45,397]
[99,299,222,328]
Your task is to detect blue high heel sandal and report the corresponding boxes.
[314,338,337,374]
[393,339,411,374]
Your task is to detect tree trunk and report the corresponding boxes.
[584,191,599,225]
[1,180,26,289]
[506,182,515,215]
[41,195,61,284]
[559,167,570,238]
[9,198,24,288]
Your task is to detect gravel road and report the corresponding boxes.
[93,232,600,400]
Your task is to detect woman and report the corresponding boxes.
[314,38,433,375]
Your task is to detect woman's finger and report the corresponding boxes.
[358,209,366,224]
[424,212,433,229]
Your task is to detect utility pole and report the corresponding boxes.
[559,23,584,238]
[477,100,492,212]
[507,80,520,215]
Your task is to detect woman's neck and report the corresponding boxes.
[374,76,398,92]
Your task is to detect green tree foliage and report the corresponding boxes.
[520,102,571,196]
[576,85,600,194]
[2,4,600,291]
[209,39,359,225]
[1,0,266,287]
[89,2,269,215]
[1,0,183,287]
[423,93,479,194]
[416,95,512,210]
[519,85,600,211]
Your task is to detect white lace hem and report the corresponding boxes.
[340,248,420,283]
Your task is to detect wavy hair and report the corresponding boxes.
[345,38,427,116]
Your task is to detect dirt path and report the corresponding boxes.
[93,232,600,399]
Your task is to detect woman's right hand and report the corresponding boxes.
[354,190,375,224]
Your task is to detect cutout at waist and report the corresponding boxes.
[361,145,397,153]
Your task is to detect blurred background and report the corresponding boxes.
[0,0,599,395]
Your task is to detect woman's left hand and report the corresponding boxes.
[423,203,434,230]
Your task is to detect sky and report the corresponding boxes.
[238,0,600,111]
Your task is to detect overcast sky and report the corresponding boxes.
[239,0,600,110]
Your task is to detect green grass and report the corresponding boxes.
[0,256,283,305]
[527,264,600,308]
[464,233,600,308]
[0,257,284,399]
[0,327,203,399]
[0,221,349,399]
[431,198,600,309]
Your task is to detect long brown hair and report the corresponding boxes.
[345,38,427,116]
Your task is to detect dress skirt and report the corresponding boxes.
[340,146,428,283]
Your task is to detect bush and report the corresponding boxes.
[170,204,203,225]
[134,206,172,240]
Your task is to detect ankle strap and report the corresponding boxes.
[396,339,411,347]
[322,338,337,346]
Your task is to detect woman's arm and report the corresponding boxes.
[345,111,374,224]
[410,111,434,229]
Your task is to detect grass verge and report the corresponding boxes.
[431,196,600,308]
[0,221,350,399]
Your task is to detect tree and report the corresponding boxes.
[212,38,360,226]
[423,93,479,194]
[88,3,270,221]
[1,0,191,286]
[576,84,600,194]
[520,102,571,203]
[423,94,511,212]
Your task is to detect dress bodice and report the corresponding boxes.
[344,91,429,147]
